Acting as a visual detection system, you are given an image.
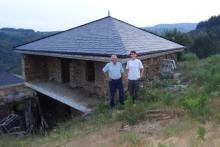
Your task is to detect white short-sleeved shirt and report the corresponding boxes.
[126,59,143,80]
[102,62,124,80]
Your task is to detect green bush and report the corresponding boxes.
[116,97,146,125]
[198,127,206,141]
[144,88,162,102]
[180,87,210,121]
[180,53,198,61]
[216,112,220,122]
[88,103,113,126]
[162,93,173,105]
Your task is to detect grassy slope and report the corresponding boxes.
[1,53,220,147]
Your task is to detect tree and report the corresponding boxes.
[192,32,219,58]
[164,29,192,49]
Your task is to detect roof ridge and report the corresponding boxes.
[108,16,185,47]
[109,17,127,55]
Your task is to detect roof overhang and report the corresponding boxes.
[16,48,184,63]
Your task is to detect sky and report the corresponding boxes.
[0,0,219,31]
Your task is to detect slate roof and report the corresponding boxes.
[15,16,184,57]
[0,71,24,87]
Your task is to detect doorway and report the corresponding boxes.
[61,59,70,83]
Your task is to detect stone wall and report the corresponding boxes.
[69,60,107,97]
[141,53,178,78]
[0,84,34,104]
[47,57,62,82]
[69,60,83,88]
[22,52,178,98]
[22,55,48,81]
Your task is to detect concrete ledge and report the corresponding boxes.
[25,82,92,113]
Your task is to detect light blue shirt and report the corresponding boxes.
[102,62,124,80]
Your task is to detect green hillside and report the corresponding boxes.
[0,28,56,74]
[163,15,220,59]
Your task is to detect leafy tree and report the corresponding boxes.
[188,15,220,58]
[164,29,192,49]
[191,32,220,58]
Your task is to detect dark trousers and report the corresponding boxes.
[128,80,139,103]
[109,78,124,107]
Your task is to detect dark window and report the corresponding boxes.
[61,59,70,83]
[86,61,95,82]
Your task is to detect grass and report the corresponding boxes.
[116,96,147,125]
[197,126,206,141]
[118,132,141,145]
[163,117,195,138]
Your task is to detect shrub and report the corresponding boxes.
[216,112,220,122]
[180,87,210,121]
[180,53,198,61]
[162,93,173,105]
[198,127,206,141]
[88,103,113,126]
[116,97,146,125]
[144,88,163,102]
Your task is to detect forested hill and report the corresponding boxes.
[188,15,220,58]
[0,28,56,73]
[145,23,197,34]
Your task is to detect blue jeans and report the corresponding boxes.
[109,78,124,107]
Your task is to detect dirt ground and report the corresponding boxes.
[45,117,220,147]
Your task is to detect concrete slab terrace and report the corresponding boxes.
[25,81,99,113]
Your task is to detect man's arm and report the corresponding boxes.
[102,64,109,81]
[103,72,109,81]
[139,60,144,79]
[140,68,144,79]
[125,62,129,80]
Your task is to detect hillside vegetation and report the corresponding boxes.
[164,15,220,59]
[145,23,197,34]
[0,28,55,73]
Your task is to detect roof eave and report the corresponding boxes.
[15,47,184,63]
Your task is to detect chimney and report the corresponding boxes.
[108,10,111,16]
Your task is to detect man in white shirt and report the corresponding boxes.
[126,50,144,103]
[103,55,125,107]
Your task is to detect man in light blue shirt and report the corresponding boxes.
[103,55,124,107]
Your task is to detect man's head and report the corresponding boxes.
[130,50,137,59]
[111,54,117,64]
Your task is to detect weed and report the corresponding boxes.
[216,112,220,122]
[179,86,210,121]
[164,118,194,138]
[116,96,146,125]
[162,93,173,105]
[158,143,167,147]
[119,132,141,145]
[197,127,206,141]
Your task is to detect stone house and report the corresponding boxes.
[15,16,184,113]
